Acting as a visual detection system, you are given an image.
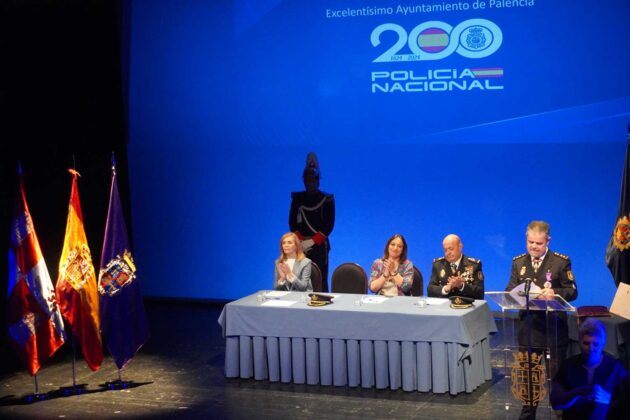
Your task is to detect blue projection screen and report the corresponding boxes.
[127,0,630,305]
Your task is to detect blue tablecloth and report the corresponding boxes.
[218,292,497,394]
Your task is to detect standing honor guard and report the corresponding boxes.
[289,152,335,292]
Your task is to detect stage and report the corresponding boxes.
[0,299,518,419]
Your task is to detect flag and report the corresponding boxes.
[56,169,103,371]
[606,126,630,287]
[7,168,66,375]
[98,161,148,369]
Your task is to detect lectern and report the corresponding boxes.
[485,291,575,418]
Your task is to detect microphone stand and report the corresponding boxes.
[523,277,534,409]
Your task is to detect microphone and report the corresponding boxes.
[517,277,533,296]
[524,277,533,296]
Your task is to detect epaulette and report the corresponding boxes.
[466,256,480,263]
[552,251,569,260]
[433,256,445,263]
[513,253,527,261]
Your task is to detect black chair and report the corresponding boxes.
[410,266,424,297]
[331,263,367,294]
[310,262,323,293]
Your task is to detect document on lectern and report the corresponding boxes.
[508,282,542,307]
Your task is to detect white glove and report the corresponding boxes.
[301,239,315,252]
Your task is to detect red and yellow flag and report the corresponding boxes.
[8,171,66,375]
[55,169,103,371]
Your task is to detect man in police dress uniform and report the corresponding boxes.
[428,234,484,299]
[506,221,577,304]
[505,220,578,419]
[289,153,335,293]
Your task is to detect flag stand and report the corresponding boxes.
[25,374,46,402]
[60,334,85,396]
[107,368,130,390]
[71,334,77,388]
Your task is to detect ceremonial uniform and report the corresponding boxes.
[428,255,485,299]
[506,251,577,303]
[289,190,335,292]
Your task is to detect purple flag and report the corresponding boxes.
[98,161,148,369]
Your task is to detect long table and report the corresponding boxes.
[218,292,497,395]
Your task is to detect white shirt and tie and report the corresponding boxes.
[532,249,547,272]
[442,255,465,295]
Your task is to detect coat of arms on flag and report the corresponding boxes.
[99,250,137,297]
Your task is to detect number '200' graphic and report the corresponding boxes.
[371,19,503,62]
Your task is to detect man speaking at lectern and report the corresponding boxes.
[506,220,578,419]
[506,220,578,304]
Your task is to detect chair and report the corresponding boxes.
[310,262,323,293]
[331,263,367,294]
[410,266,424,297]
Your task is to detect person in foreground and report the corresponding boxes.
[608,375,630,419]
[273,232,313,292]
[428,234,484,299]
[369,234,413,296]
[551,318,627,420]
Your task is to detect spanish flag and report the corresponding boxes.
[55,169,103,371]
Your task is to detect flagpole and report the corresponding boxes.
[71,334,77,388]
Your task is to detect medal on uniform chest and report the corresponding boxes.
[544,270,552,289]
[463,266,473,283]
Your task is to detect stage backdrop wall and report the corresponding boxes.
[126,0,630,305]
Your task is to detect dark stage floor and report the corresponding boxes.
[0,300,548,419]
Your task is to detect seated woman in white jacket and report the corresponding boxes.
[274,232,313,292]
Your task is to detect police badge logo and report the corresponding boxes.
[465,27,486,50]
[520,266,526,276]
[98,250,137,297]
[613,215,630,251]
[511,351,546,406]
[440,268,446,278]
